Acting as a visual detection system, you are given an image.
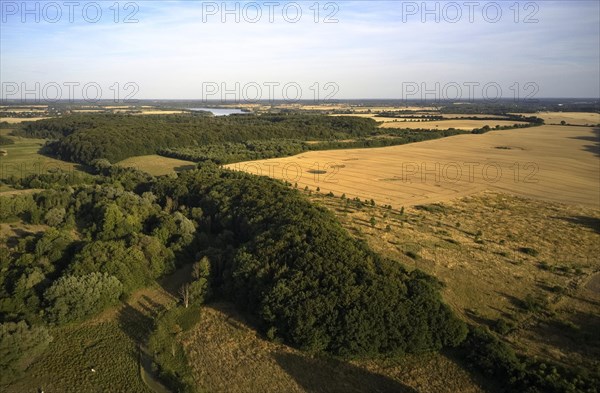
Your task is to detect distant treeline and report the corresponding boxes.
[158,130,466,165]
[15,114,379,164]
[14,112,543,167]
[0,136,14,146]
[377,112,544,124]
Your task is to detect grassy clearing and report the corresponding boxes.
[307,190,600,373]
[4,321,150,393]
[0,132,80,187]
[1,281,179,393]
[183,303,486,393]
[118,155,197,176]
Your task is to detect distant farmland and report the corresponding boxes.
[227,120,600,208]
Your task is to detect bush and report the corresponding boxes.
[521,294,548,313]
[44,272,123,324]
[519,247,539,257]
[0,135,15,145]
[492,318,515,335]
[148,306,201,393]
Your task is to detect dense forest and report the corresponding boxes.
[0,164,466,385]
[15,114,380,164]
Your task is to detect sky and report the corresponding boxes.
[1,0,599,101]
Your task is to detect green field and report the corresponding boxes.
[118,155,197,176]
[0,130,81,191]
[4,320,148,393]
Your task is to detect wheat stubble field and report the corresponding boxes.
[228,122,600,209]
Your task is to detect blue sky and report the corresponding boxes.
[1,1,599,100]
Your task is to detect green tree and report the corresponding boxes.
[44,272,123,324]
[189,256,211,304]
[44,207,66,227]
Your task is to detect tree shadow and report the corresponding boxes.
[553,215,600,234]
[159,263,194,297]
[117,302,155,343]
[531,311,600,363]
[494,291,527,311]
[569,127,599,157]
[273,352,418,393]
[174,164,198,173]
[464,309,495,328]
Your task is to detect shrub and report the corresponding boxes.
[519,247,539,257]
[492,318,515,335]
[0,136,15,145]
[44,272,123,324]
[521,294,548,313]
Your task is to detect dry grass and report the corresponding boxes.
[379,119,527,130]
[307,191,600,371]
[0,117,52,123]
[183,303,486,393]
[227,125,600,208]
[118,155,196,176]
[512,112,600,126]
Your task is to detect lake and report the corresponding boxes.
[188,107,249,116]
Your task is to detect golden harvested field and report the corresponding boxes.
[227,125,600,208]
[331,114,423,122]
[118,155,196,176]
[379,119,528,130]
[440,114,511,119]
[0,117,52,123]
[512,112,600,126]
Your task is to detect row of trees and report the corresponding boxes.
[159,130,467,165]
